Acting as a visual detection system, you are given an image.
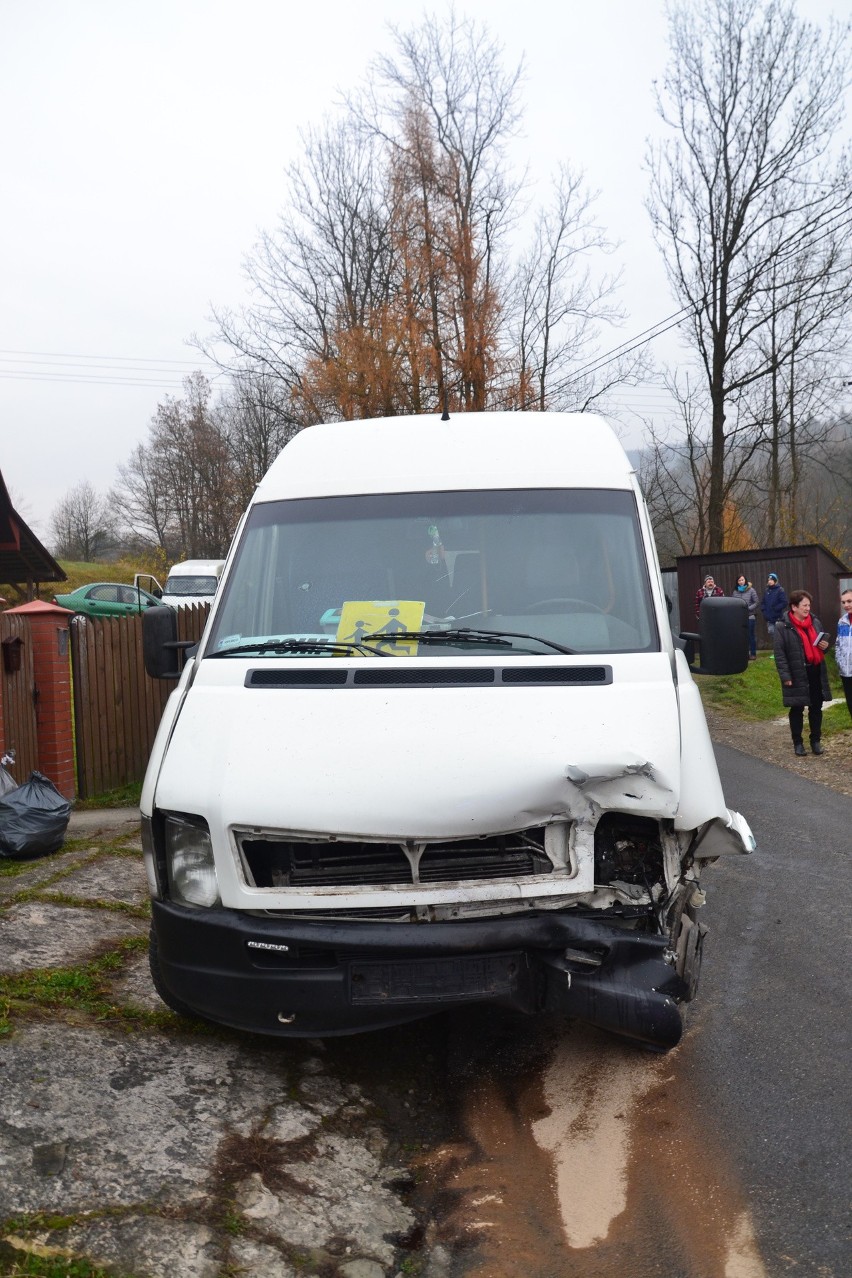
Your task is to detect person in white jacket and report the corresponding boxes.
[836,587,852,720]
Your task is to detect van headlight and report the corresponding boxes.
[165,815,221,908]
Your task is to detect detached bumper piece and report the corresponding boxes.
[152,901,686,1049]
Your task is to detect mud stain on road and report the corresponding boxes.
[413,1013,574,1278]
[533,1029,656,1248]
[613,1044,770,1278]
[415,1015,770,1278]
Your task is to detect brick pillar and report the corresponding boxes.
[6,601,75,800]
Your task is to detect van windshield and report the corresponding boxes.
[164,575,219,596]
[205,489,658,657]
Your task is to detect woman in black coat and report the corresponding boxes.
[773,589,832,755]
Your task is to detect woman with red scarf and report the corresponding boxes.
[773,590,832,756]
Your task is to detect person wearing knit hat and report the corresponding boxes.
[694,573,724,620]
[760,572,787,637]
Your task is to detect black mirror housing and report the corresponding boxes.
[689,597,749,675]
[143,606,183,679]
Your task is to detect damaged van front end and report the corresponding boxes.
[141,412,754,1050]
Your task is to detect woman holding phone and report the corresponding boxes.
[773,590,832,756]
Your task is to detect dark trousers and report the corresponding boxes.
[843,675,852,721]
[748,615,756,657]
[789,664,824,744]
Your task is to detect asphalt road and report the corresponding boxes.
[375,742,852,1278]
[680,742,851,1277]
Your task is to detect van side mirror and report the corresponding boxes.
[143,605,194,679]
[680,597,749,676]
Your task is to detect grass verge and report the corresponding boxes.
[697,650,849,738]
[75,783,141,811]
[0,938,175,1037]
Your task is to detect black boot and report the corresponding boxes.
[794,741,806,756]
[810,739,824,755]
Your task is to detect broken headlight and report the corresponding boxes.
[165,815,220,908]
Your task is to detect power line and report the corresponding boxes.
[549,205,852,395]
[0,371,190,389]
[0,347,205,365]
[0,356,206,375]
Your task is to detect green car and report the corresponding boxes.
[54,582,162,618]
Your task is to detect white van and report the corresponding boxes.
[160,559,224,609]
[141,412,754,1050]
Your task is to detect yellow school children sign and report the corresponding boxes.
[336,601,425,655]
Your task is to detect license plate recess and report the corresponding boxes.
[349,951,526,1005]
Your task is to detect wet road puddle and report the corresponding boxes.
[416,1017,768,1278]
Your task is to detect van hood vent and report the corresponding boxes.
[245,665,611,689]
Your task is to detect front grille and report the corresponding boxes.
[239,829,555,890]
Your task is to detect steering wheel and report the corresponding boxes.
[520,597,605,614]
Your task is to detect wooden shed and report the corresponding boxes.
[0,469,66,603]
[672,544,849,646]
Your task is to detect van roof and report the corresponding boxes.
[254,412,635,502]
[166,560,224,576]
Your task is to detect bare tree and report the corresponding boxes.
[112,442,177,557]
[361,11,522,411]
[741,208,852,541]
[506,166,649,412]
[204,13,522,418]
[113,374,239,561]
[217,371,302,509]
[206,118,395,421]
[151,374,236,559]
[793,421,852,561]
[648,0,852,551]
[50,481,116,561]
[201,11,649,427]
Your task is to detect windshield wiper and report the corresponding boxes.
[362,627,576,655]
[207,638,388,658]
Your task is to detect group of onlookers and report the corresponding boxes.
[694,571,852,757]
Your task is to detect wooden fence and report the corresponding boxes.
[0,611,38,782]
[71,606,209,800]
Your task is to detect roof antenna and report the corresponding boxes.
[441,391,450,422]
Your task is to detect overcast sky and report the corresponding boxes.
[1,0,848,536]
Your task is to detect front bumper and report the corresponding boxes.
[152,901,687,1048]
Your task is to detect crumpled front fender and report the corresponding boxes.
[693,809,756,859]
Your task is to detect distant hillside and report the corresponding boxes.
[52,558,165,599]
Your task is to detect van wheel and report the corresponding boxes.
[148,926,200,1021]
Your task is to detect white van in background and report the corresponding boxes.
[160,560,224,609]
[141,412,754,1050]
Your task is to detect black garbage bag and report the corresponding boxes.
[0,771,72,860]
